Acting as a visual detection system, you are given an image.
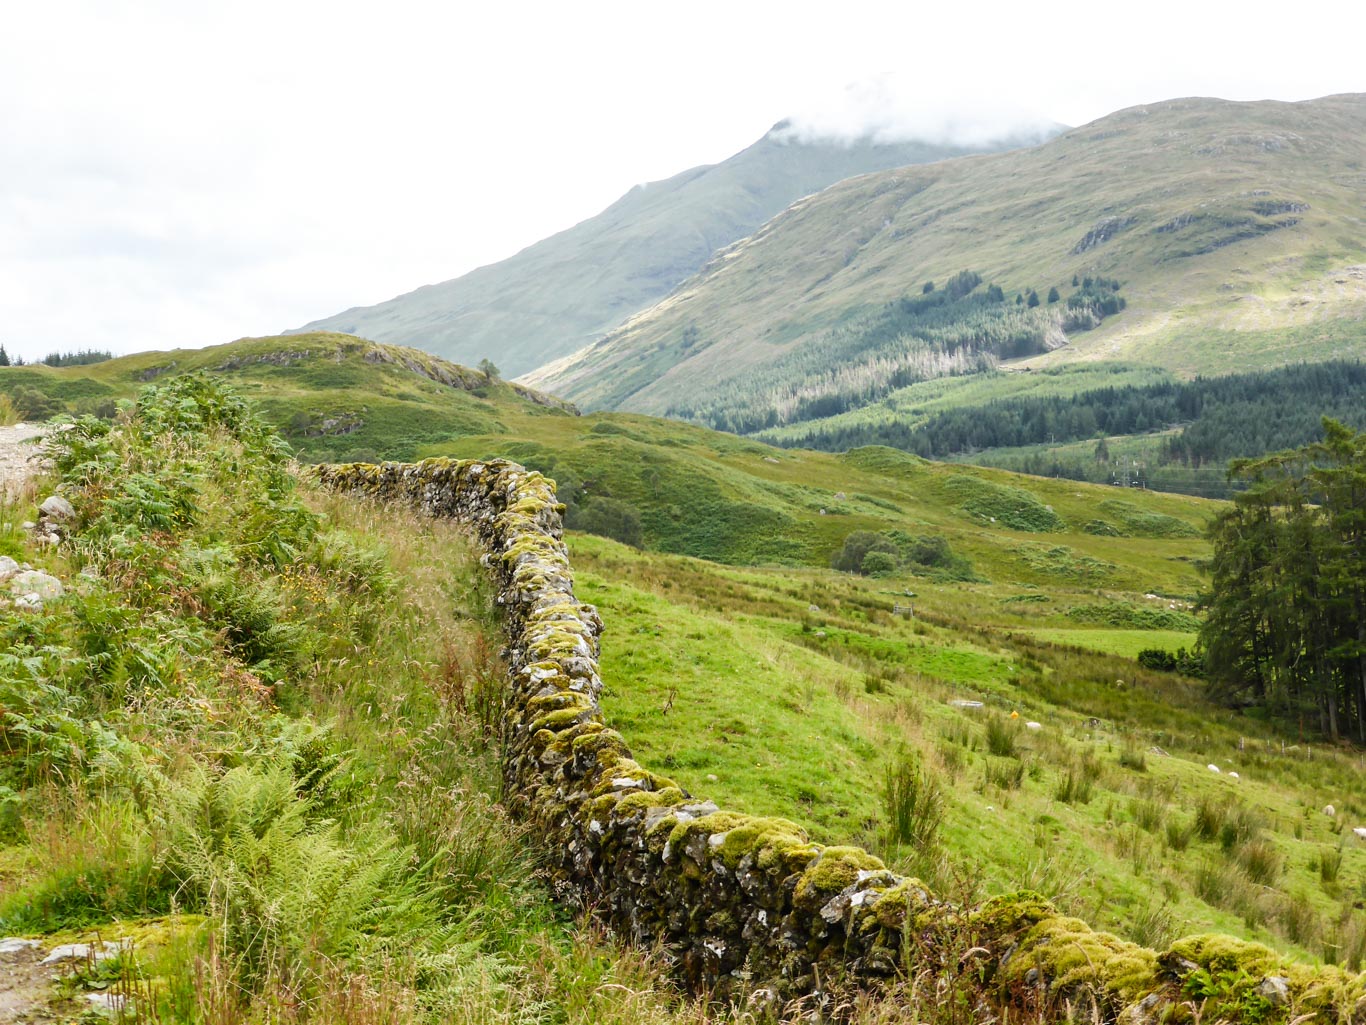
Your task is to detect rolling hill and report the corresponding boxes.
[8,333,1366,977]
[290,127,1055,377]
[526,94,1366,429]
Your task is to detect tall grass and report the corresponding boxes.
[883,748,945,852]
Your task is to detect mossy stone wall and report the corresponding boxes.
[316,458,1366,1022]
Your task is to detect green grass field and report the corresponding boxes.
[7,334,1366,975]
[568,530,1366,965]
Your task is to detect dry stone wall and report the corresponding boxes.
[317,457,1366,1022]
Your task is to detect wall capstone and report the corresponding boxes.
[317,458,1366,1022]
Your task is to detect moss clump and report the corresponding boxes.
[528,704,597,734]
[1010,915,1159,1003]
[1162,934,1280,979]
[713,817,811,870]
[666,811,752,852]
[868,879,934,930]
[968,891,1056,942]
[793,846,885,907]
[616,787,687,816]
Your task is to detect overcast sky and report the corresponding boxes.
[3,0,1364,361]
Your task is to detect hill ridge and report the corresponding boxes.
[527,93,1366,419]
[290,129,1055,376]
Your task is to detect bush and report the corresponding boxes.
[832,530,900,574]
[1137,648,1178,672]
[572,495,643,548]
[985,715,1020,758]
[1055,767,1094,805]
[1235,839,1284,885]
[861,550,898,577]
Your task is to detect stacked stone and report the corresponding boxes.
[316,458,1366,1023]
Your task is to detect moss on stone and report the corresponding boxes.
[666,811,752,852]
[616,787,687,815]
[529,705,595,734]
[1010,915,1158,1002]
[713,817,810,870]
[794,846,885,907]
[1161,934,1279,979]
[868,879,934,930]
[968,890,1056,943]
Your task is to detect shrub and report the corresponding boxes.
[832,530,899,574]
[1055,767,1094,805]
[1118,744,1148,772]
[1137,648,1177,672]
[985,757,1025,791]
[985,715,1019,758]
[1165,817,1195,851]
[1319,845,1344,885]
[1235,838,1284,885]
[861,550,898,577]
[572,495,643,548]
[1130,797,1165,833]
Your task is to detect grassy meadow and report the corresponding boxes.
[567,531,1366,966]
[5,337,1366,1019]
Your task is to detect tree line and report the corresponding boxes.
[0,345,113,367]
[1201,420,1366,742]
[664,273,1124,435]
[778,361,1366,485]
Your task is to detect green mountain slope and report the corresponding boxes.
[529,94,1366,422]
[0,332,578,463]
[2,333,1208,579]
[291,129,1052,377]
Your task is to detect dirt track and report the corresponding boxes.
[0,424,46,497]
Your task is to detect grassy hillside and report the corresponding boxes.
[568,529,1366,968]
[293,129,1044,377]
[0,332,578,463]
[2,333,1213,574]
[6,340,1366,1008]
[529,94,1366,420]
[0,377,866,1023]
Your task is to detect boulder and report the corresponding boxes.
[0,555,18,581]
[8,570,63,602]
[38,494,76,521]
[1256,975,1289,1006]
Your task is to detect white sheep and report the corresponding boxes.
[1325,805,1337,818]
[1354,827,1366,841]
[1207,764,1220,773]
[1228,772,1240,781]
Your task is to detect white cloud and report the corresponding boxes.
[773,73,1060,147]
